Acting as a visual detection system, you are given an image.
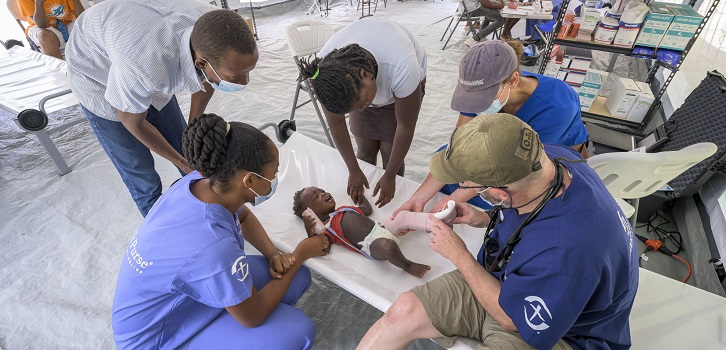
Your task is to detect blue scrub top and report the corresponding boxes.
[112,172,254,349]
[459,71,589,147]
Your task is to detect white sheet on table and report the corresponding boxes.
[0,47,78,115]
[251,133,726,350]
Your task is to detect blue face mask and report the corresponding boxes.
[478,84,511,115]
[248,173,278,206]
[202,60,247,93]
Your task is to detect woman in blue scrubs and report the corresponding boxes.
[111,113,329,349]
[393,40,589,217]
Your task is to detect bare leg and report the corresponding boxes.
[368,238,430,278]
[357,291,443,350]
[37,29,64,60]
[354,136,380,166]
[379,140,404,176]
[502,18,520,39]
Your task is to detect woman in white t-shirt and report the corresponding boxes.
[298,18,427,209]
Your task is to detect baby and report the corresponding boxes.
[292,186,455,278]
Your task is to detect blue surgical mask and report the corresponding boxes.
[247,173,278,206]
[202,60,247,93]
[478,84,511,115]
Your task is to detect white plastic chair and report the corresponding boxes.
[440,0,482,50]
[285,20,335,147]
[588,142,718,226]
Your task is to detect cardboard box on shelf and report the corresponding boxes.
[578,70,609,111]
[605,78,641,118]
[634,6,675,47]
[628,81,655,123]
[544,61,561,77]
[659,6,703,51]
[243,17,255,35]
[580,9,601,32]
[556,69,586,86]
[561,55,592,71]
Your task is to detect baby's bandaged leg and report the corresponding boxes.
[381,200,456,235]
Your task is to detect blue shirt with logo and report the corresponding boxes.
[112,172,253,349]
[477,145,638,349]
[460,71,589,147]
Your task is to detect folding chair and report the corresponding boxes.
[440,0,482,50]
[587,142,718,227]
[284,20,335,147]
[7,0,41,52]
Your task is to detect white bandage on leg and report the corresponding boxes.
[433,200,456,224]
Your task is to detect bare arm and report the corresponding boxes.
[429,215,514,331]
[72,0,84,17]
[358,196,373,216]
[238,205,282,261]
[324,108,369,204]
[189,82,215,121]
[32,0,49,28]
[455,254,516,331]
[481,0,505,9]
[225,235,328,327]
[117,110,193,174]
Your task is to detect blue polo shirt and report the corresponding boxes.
[112,172,253,349]
[477,145,638,349]
[460,71,589,146]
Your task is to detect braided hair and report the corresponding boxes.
[182,114,274,189]
[297,44,376,114]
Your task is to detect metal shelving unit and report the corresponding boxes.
[537,0,722,132]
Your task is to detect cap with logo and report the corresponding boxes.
[451,41,519,113]
[430,113,543,187]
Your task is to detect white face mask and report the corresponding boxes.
[478,84,511,115]
[477,187,506,208]
[201,60,247,93]
[247,173,278,206]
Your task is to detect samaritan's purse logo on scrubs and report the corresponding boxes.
[231,256,250,282]
[524,296,552,332]
[126,235,153,274]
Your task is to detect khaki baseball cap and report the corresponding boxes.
[451,41,519,113]
[430,113,543,187]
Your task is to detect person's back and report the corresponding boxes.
[516,71,589,147]
[483,144,638,349]
[65,0,213,120]
[319,17,427,107]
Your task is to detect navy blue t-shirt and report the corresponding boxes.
[460,71,589,146]
[477,145,638,349]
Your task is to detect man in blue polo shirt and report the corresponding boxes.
[359,113,638,350]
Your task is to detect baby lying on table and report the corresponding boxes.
[292,186,455,278]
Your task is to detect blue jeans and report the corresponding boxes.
[83,96,187,217]
[183,255,315,350]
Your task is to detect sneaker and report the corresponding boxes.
[465,37,479,48]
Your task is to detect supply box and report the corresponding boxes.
[578,70,608,112]
[634,4,675,47]
[628,81,655,123]
[659,5,704,50]
[605,78,641,118]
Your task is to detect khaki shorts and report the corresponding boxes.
[411,270,573,350]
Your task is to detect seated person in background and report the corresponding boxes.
[292,187,456,278]
[463,0,511,47]
[18,0,84,60]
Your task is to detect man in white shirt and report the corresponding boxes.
[66,0,258,216]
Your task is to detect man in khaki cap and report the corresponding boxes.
[359,113,638,350]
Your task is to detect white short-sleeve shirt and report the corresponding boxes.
[65,0,215,121]
[319,18,427,107]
